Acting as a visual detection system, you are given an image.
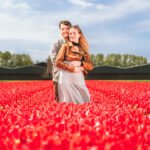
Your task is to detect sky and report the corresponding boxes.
[0,0,150,62]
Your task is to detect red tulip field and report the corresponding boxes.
[0,80,150,150]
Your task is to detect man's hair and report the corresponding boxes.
[59,20,72,29]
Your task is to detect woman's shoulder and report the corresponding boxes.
[60,43,69,50]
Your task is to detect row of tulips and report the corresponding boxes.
[0,80,150,150]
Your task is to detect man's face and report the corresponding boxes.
[60,24,70,39]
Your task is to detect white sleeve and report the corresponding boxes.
[50,40,59,65]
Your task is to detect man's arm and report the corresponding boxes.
[50,40,59,65]
[50,39,65,65]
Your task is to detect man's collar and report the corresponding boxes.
[63,38,69,43]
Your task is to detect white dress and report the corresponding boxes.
[58,61,90,104]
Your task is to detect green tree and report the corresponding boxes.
[0,51,33,68]
[113,54,122,67]
[90,54,96,66]
[95,53,104,66]
[122,54,129,67]
[104,54,115,66]
[21,54,33,66]
[1,51,12,67]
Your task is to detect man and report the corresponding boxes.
[50,20,72,102]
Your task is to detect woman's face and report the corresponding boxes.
[69,28,80,42]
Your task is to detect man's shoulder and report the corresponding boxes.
[50,38,66,52]
[52,38,65,45]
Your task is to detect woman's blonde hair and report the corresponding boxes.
[70,25,89,52]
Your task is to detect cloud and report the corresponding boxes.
[0,0,30,11]
[0,0,150,61]
[106,0,150,20]
[69,0,94,7]
[1,0,150,43]
[0,13,58,43]
[0,38,50,62]
[68,0,150,24]
[135,19,150,33]
[88,30,132,47]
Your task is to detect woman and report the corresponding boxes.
[55,25,93,104]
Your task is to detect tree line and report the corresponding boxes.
[90,53,148,68]
[0,51,148,68]
[0,51,33,68]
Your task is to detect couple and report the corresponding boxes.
[50,20,93,104]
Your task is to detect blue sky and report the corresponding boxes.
[0,0,150,62]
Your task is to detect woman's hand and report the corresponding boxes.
[80,66,84,71]
[70,61,81,66]
[74,66,84,73]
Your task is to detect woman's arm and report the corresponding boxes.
[56,44,75,72]
[81,53,93,71]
